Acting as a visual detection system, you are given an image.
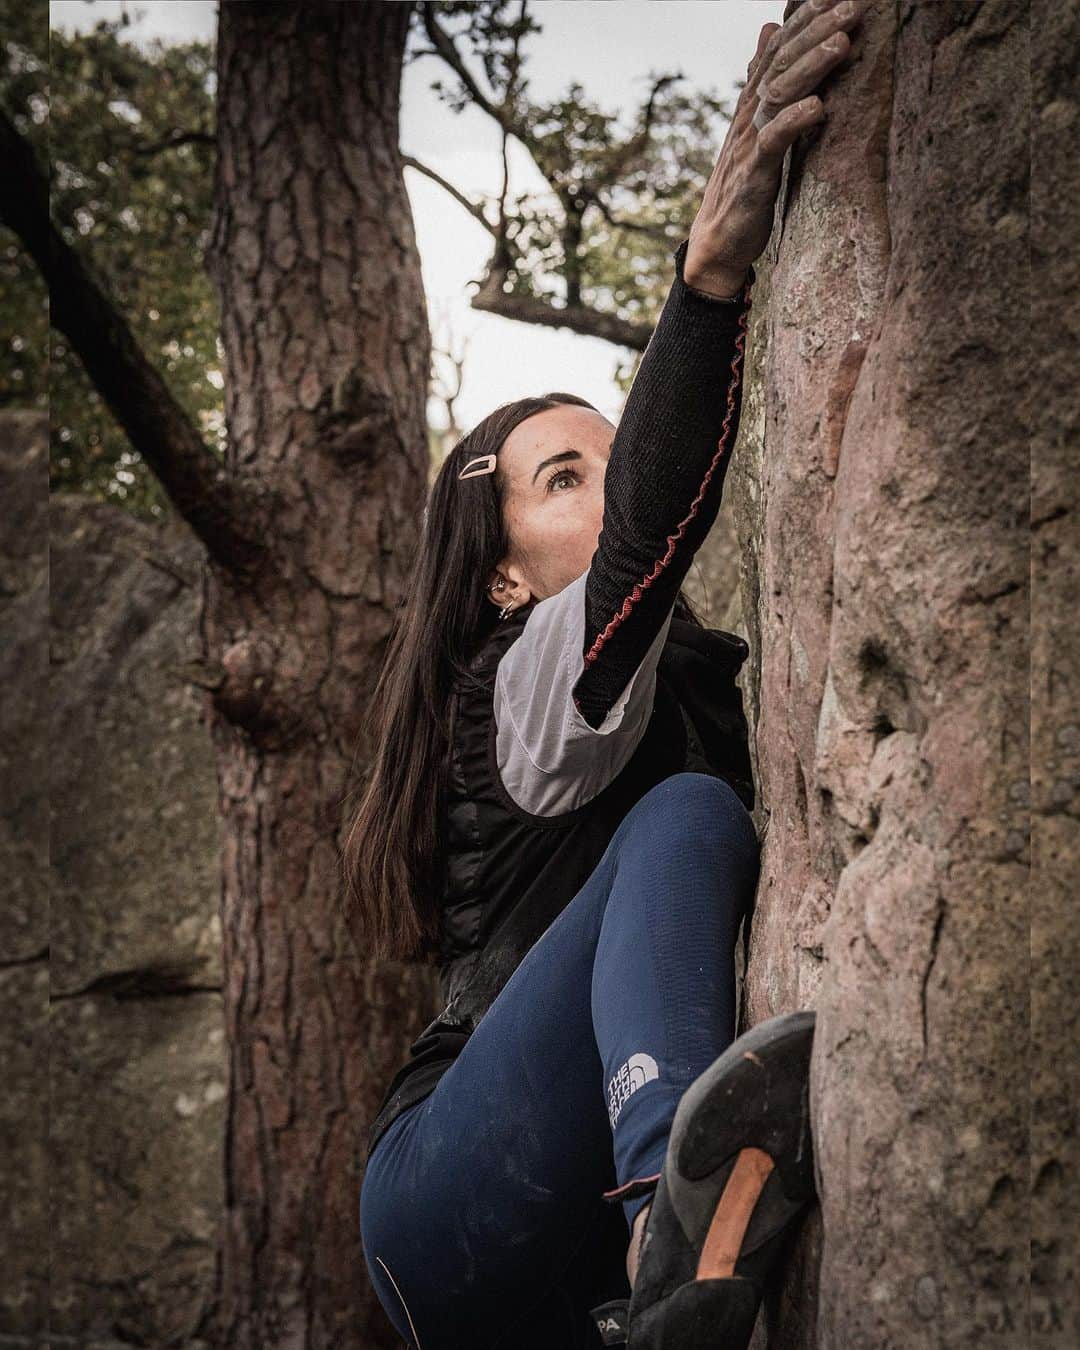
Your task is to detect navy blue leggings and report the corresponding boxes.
[359,772,760,1349]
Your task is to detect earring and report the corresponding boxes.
[487,577,514,618]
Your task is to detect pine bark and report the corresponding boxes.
[204,4,437,1345]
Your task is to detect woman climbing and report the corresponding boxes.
[347,3,865,1345]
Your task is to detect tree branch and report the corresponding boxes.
[404,148,652,346]
[591,195,674,244]
[401,153,497,235]
[419,2,522,138]
[406,161,652,345]
[133,128,215,157]
[0,106,266,576]
[471,267,650,351]
[420,5,682,351]
[590,73,678,187]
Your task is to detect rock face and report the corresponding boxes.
[1030,3,1077,1345]
[681,491,745,632]
[728,3,1035,1346]
[0,412,50,1340]
[47,472,225,1345]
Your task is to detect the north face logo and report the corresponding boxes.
[607,1052,660,1128]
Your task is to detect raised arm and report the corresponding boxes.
[494,0,866,808]
[573,0,869,723]
[492,242,753,816]
[571,238,753,729]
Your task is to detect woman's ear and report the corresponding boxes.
[485,562,533,611]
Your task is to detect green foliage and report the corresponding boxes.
[3,15,222,519]
[5,1,740,520]
[425,0,542,110]
[415,1,737,391]
[0,0,48,412]
[48,18,221,518]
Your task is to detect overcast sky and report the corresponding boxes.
[50,0,784,431]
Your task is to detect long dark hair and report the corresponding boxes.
[340,392,703,963]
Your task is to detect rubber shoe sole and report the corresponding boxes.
[626,1010,817,1349]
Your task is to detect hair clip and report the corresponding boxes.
[458,453,497,480]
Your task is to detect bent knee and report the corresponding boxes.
[639,772,759,861]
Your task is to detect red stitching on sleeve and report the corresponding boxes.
[582,290,753,671]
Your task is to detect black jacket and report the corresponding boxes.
[366,606,753,1158]
[367,237,756,1159]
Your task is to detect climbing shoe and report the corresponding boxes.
[623,1010,817,1349]
[589,1298,630,1345]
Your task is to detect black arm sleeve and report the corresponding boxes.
[571,237,755,730]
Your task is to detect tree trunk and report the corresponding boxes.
[205,4,437,1345]
[731,2,1031,1345]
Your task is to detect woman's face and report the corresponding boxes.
[489,404,615,608]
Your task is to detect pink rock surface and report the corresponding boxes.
[728,2,1040,1345]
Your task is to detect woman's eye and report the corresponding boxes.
[545,468,579,493]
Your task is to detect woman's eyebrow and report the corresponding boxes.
[530,448,582,485]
